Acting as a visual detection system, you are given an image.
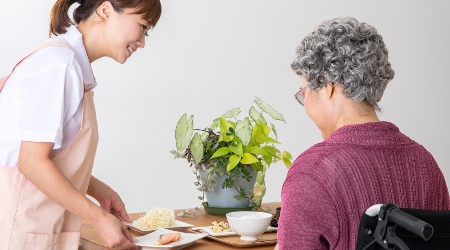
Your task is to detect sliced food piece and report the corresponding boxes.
[154,233,181,245]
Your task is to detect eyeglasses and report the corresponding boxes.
[294,85,308,106]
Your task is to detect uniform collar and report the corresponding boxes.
[51,25,98,91]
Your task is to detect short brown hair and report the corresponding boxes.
[49,0,162,36]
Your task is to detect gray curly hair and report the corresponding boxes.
[291,16,395,110]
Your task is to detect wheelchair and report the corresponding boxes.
[355,202,450,250]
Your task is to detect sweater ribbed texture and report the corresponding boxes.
[278,121,450,250]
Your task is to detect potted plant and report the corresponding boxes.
[171,97,292,216]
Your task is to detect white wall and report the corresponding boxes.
[1,1,449,213]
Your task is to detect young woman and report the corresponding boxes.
[0,0,161,249]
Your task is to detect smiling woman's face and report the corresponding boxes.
[102,7,151,63]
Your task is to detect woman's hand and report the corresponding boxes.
[98,189,131,222]
[274,243,279,250]
[87,181,138,249]
[93,211,139,249]
[87,176,132,222]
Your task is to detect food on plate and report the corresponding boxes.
[211,221,233,233]
[136,207,177,230]
[154,233,181,245]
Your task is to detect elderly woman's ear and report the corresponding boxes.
[324,82,339,100]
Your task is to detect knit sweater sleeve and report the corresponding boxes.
[278,164,339,250]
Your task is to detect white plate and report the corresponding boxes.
[135,228,208,249]
[191,226,278,237]
[124,220,194,234]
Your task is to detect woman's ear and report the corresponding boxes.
[96,1,114,21]
[325,82,338,100]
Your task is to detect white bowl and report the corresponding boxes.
[226,211,272,241]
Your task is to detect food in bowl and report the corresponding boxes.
[136,207,177,230]
[226,211,272,241]
[211,221,233,233]
[154,233,181,245]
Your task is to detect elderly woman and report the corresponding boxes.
[276,17,450,250]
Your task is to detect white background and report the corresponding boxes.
[1,1,449,213]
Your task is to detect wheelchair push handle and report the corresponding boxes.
[388,206,434,241]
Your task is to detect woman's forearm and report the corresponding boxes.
[17,141,106,226]
[87,175,131,222]
[87,175,112,201]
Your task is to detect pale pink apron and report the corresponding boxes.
[0,42,99,249]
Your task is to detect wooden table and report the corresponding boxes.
[79,202,280,250]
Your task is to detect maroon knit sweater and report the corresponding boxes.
[278,122,450,250]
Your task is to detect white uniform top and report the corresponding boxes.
[0,26,97,167]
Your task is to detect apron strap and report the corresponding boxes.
[0,41,74,92]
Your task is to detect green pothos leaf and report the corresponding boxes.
[259,136,280,144]
[247,146,271,157]
[263,145,280,156]
[219,116,229,134]
[211,147,231,159]
[254,97,286,122]
[263,155,272,167]
[229,142,243,157]
[175,113,194,151]
[190,133,203,164]
[227,155,241,172]
[282,151,293,160]
[281,151,293,168]
[258,121,271,137]
[219,117,234,142]
[240,153,259,164]
[251,162,264,172]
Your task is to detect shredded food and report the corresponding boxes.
[136,207,177,230]
[211,221,233,233]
